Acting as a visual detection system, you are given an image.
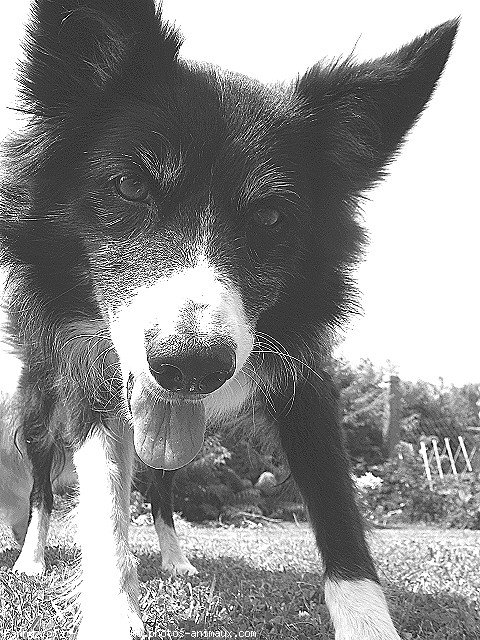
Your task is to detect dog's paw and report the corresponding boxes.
[325,579,401,640]
[335,630,401,640]
[77,625,133,640]
[162,559,198,576]
[13,557,45,577]
[77,613,144,640]
[334,629,401,640]
[127,608,145,638]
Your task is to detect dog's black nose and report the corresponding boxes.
[147,343,236,395]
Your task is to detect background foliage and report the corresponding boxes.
[134,359,480,528]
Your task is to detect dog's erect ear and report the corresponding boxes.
[20,0,182,115]
[295,20,458,195]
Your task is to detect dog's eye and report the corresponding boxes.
[114,175,150,202]
[253,208,282,227]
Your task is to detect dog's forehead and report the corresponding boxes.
[96,65,295,164]
[178,62,292,121]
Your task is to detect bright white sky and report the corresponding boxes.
[0,1,477,385]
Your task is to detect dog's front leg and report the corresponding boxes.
[12,386,55,577]
[277,372,401,640]
[73,423,143,640]
[148,469,197,575]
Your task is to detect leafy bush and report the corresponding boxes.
[356,446,480,529]
[170,434,305,523]
[172,435,234,521]
[329,359,387,471]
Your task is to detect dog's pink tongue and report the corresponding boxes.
[130,382,206,470]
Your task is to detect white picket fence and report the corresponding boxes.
[419,436,476,490]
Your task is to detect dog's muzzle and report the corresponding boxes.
[127,338,237,471]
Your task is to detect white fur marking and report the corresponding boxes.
[155,516,198,575]
[110,250,254,412]
[13,506,49,576]
[0,267,23,396]
[73,427,143,639]
[0,423,32,533]
[324,579,401,640]
[204,369,253,419]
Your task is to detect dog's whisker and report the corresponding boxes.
[242,365,277,416]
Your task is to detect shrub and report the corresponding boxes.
[356,446,480,529]
[329,358,387,471]
[171,434,303,523]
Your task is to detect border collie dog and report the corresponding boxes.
[0,1,456,638]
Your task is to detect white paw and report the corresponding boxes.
[325,579,401,640]
[162,559,198,576]
[77,613,144,640]
[334,629,401,640]
[335,629,401,640]
[128,608,145,638]
[77,625,133,640]
[13,557,45,576]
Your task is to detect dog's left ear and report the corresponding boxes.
[295,20,458,194]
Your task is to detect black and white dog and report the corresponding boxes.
[0,1,456,638]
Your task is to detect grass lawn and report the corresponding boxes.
[1,514,479,639]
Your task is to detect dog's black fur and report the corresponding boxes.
[0,2,457,638]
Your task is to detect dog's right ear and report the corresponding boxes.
[20,0,182,116]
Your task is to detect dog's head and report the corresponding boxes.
[4,1,457,468]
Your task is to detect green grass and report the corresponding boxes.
[1,515,479,639]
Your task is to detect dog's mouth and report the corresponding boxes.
[127,374,207,470]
